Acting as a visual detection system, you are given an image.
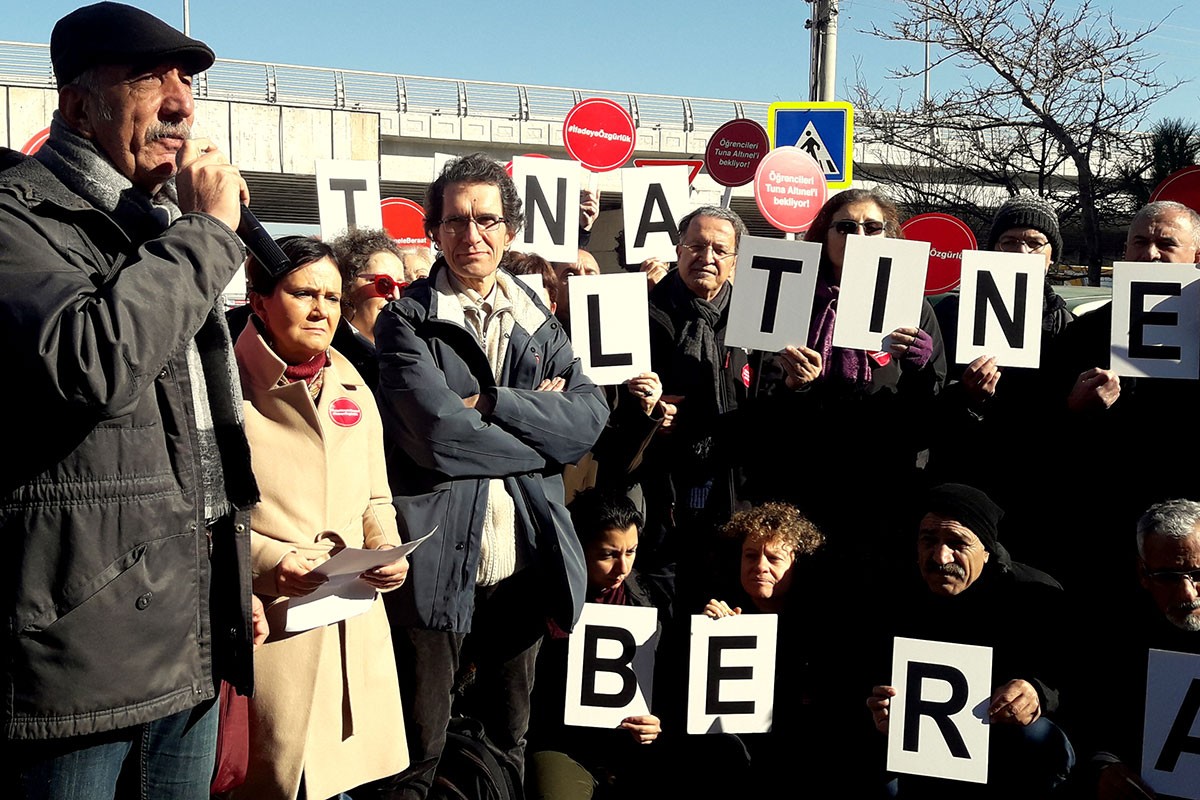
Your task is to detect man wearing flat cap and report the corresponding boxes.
[0,3,261,796]
[864,484,1074,797]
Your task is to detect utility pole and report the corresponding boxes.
[806,0,839,102]
[183,0,190,35]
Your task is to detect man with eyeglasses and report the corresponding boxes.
[642,206,756,532]
[1072,499,1200,800]
[1050,202,1200,593]
[930,195,1075,568]
[1059,201,1200,412]
[373,153,608,798]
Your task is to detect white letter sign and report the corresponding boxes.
[1110,262,1200,380]
[622,165,690,264]
[955,250,1044,368]
[569,272,651,385]
[564,603,659,729]
[833,236,930,351]
[686,614,777,735]
[1142,649,1200,799]
[725,236,823,352]
[887,637,993,785]
[316,159,382,240]
[511,156,581,263]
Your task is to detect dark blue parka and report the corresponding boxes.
[375,262,609,634]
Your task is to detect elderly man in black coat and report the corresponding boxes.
[866,484,1074,798]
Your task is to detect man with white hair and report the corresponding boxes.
[1139,499,1200,633]
[1074,499,1200,799]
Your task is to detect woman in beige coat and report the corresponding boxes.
[233,236,409,800]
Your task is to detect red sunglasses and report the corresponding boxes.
[359,274,407,300]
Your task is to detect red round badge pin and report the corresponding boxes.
[329,397,362,427]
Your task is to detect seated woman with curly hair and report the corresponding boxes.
[700,503,873,794]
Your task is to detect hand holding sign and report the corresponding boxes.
[624,372,662,416]
[619,714,661,745]
[868,685,898,734]
[962,356,1002,407]
[889,326,933,368]
[703,599,743,619]
[1066,367,1121,413]
[780,345,823,390]
[987,678,1041,726]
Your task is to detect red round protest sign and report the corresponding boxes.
[563,98,636,173]
[380,198,430,248]
[753,146,828,233]
[705,119,769,187]
[900,212,978,295]
[20,126,50,155]
[1150,165,1200,214]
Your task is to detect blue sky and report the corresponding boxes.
[8,0,1197,126]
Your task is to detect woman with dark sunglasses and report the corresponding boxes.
[750,189,946,562]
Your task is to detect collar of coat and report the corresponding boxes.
[0,147,115,215]
[410,257,554,338]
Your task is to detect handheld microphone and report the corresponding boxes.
[236,205,292,278]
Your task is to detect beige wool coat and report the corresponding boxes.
[233,324,409,800]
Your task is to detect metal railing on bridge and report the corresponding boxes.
[0,41,771,132]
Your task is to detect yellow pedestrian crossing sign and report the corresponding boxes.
[768,101,854,189]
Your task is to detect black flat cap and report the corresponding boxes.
[51,2,215,87]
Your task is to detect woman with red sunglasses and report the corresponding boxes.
[331,228,410,389]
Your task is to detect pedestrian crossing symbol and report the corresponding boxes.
[767,101,854,189]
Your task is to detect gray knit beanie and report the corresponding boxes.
[986,194,1063,264]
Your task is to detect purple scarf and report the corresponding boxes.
[809,277,872,390]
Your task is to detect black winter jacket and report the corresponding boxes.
[0,149,257,740]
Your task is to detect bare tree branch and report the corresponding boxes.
[852,0,1184,282]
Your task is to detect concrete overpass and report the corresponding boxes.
[0,41,792,262]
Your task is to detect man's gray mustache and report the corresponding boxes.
[927,562,967,580]
[145,121,192,143]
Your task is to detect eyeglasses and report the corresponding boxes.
[1144,567,1200,587]
[833,219,887,236]
[997,236,1050,253]
[680,242,737,261]
[358,273,407,300]
[437,215,507,235]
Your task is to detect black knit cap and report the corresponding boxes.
[51,2,215,87]
[985,194,1063,264]
[924,483,1003,553]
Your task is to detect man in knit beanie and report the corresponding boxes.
[865,483,1074,796]
[986,194,1064,274]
